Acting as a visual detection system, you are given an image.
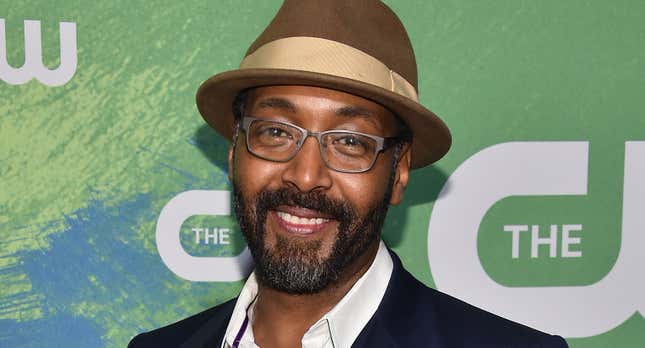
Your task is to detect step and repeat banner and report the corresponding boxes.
[1,1,643,347]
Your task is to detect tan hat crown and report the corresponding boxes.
[245,0,418,91]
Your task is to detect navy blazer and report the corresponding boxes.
[129,251,568,347]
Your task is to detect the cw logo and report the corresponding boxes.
[156,190,252,282]
[0,18,77,86]
[156,141,644,338]
[428,141,645,338]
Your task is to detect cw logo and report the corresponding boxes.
[156,190,252,282]
[0,18,77,86]
[428,141,645,338]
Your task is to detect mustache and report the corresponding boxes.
[254,187,354,222]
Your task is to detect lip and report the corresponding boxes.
[269,207,336,236]
[273,205,335,219]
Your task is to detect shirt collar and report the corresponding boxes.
[224,273,259,347]
[317,240,393,348]
[223,240,393,348]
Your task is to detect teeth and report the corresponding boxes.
[276,211,328,225]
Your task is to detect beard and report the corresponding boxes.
[233,184,392,295]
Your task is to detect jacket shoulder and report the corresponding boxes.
[128,298,236,348]
[425,285,568,347]
[360,250,568,347]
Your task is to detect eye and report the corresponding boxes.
[332,134,370,156]
[252,123,295,147]
[337,135,362,147]
[255,123,293,139]
[262,127,290,138]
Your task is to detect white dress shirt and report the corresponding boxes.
[222,240,394,348]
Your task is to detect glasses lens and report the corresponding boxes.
[322,132,378,172]
[247,120,302,161]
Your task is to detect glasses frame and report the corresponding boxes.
[240,116,400,173]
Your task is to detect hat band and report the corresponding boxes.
[239,36,419,102]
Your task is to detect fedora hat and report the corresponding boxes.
[196,0,451,168]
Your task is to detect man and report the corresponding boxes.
[130,0,568,347]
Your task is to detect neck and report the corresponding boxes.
[251,240,380,348]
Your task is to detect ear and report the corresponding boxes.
[389,144,411,205]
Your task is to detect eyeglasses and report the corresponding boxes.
[240,116,400,173]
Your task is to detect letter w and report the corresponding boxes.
[0,19,77,86]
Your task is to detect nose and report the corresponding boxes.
[281,135,332,192]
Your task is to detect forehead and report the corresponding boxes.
[244,85,399,131]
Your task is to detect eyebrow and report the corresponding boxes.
[256,97,297,113]
[255,98,380,127]
[335,105,379,127]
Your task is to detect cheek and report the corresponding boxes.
[233,144,279,190]
[334,161,392,211]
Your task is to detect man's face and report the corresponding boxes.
[229,85,410,294]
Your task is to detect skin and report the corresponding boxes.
[228,85,411,348]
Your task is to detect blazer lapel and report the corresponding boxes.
[180,299,235,348]
[352,249,443,348]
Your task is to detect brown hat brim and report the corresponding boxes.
[196,68,451,169]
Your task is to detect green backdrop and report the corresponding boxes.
[1,1,643,347]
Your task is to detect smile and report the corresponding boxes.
[276,211,329,225]
[270,207,335,236]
